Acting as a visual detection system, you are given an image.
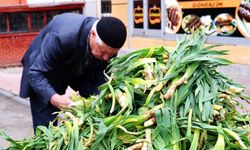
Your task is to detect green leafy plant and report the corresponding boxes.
[1,31,250,150]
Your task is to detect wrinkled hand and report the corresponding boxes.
[50,93,74,110]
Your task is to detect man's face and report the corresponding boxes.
[89,31,119,61]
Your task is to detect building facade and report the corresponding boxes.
[0,0,84,67]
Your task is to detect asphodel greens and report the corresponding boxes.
[1,31,250,150]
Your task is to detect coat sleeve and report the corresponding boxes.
[28,32,64,104]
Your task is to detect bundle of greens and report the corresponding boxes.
[1,31,250,150]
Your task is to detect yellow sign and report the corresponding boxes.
[178,0,240,9]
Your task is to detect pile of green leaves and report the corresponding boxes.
[1,31,250,150]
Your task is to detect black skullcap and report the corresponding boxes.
[96,17,127,48]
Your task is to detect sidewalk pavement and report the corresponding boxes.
[0,67,22,96]
[0,91,33,149]
[0,67,33,149]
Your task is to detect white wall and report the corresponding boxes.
[83,0,98,17]
[27,0,101,18]
[27,0,85,4]
[27,0,52,4]
[83,0,105,18]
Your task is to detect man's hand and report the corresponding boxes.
[50,93,74,109]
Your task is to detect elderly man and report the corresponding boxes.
[19,13,127,131]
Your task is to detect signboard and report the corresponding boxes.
[165,0,250,38]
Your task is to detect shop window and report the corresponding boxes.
[148,0,161,30]
[9,12,28,32]
[0,13,7,33]
[129,0,249,46]
[134,0,144,29]
[30,12,44,32]
[101,0,112,14]
[130,0,162,36]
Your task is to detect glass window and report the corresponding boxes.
[133,0,144,29]
[30,12,44,32]
[58,9,82,14]
[0,13,7,33]
[101,0,112,14]
[148,0,161,29]
[46,9,82,24]
[70,9,82,14]
[46,11,58,24]
[9,12,28,32]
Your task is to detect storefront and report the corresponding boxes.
[112,0,250,95]
[111,0,247,64]
[128,0,250,45]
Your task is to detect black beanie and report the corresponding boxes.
[96,17,127,48]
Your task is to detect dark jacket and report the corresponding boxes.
[20,13,108,104]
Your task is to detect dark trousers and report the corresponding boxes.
[29,93,60,133]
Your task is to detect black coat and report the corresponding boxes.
[20,13,108,104]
